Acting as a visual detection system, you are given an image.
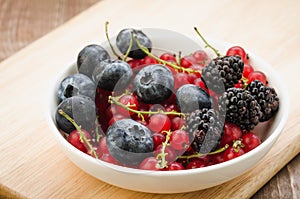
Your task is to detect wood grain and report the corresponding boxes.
[0,0,299,198]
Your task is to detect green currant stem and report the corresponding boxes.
[194,27,221,57]
[58,109,98,159]
[134,37,201,74]
[105,21,122,59]
[177,51,182,64]
[156,130,172,169]
[109,95,186,121]
[177,144,229,159]
[123,29,133,61]
[94,117,103,143]
[241,76,249,89]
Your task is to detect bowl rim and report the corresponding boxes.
[45,27,290,177]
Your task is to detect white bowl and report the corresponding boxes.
[46,28,289,193]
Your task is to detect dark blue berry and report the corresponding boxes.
[134,64,174,104]
[77,44,110,79]
[57,73,96,103]
[106,119,154,165]
[176,84,212,113]
[92,59,133,91]
[55,96,97,134]
[116,28,152,59]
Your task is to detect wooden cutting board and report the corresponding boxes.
[1,0,299,198]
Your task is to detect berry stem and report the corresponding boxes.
[123,29,133,61]
[194,27,221,57]
[95,117,103,143]
[177,144,229,159]
[109,95,186,121]
[105,21,122,59]
[156,130,172,169]
[134,37,201,74]
[58,109,98,159]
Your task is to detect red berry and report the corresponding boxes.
[219,122,243,147]
[140,56,158,65]
[116,94,138,116]
[210,152,225,164]
[127,59,141,69]
[100,153,119,165]
[139,157,160,170]
[164,103,179,119]
[148,114,171,133]
[154,145,177,163]
[234,80,243,88]
[170,130,189,150]
[170,117,186,131]
[248,71,267,85]
[192,50,210,66]
[186,158,207,169]
[108,114,127,126]
[167,162,185,170]
[68,129,91,153]
[174,72,190,90]
[243,63,254,78]
[96,137,109,156]
[226,46,248,63]
[194,78,207,91]
[159,52,177,63]
[223,146,245,161]
[152,133,166,149]
[241,132,261,152]
[180,56,197,68]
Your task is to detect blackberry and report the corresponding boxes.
[219,88,262,131]
[186,109,224,154]
[246,80,279,122]
[201,56,244,93]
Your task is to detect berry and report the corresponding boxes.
[186,158,207,169]
[241,132,261,152]
[246,80,279,122]
[57,74,96,103]
[169,130,189,151]
[127,59,141,69]
[116,94,139,116]
[139,157,160,170]
[201,56,244,93]
[223,146,245,161]
[116,28,152,59]
[148,114,171,133]
[139,56,158,65]
[180,56,196,68]
[243,64,254,78]
[174,73,190,90]
[134,64,174,104]
[186,109,224,153]
[218,88,262,131]
[55,96,97,134]
[96,137,109,157]
[171,117,186,131]
[192,50,210,66]
[77,44,110,79]
[152,133,166,149]
[167,162,185,170]
[92,59,133,91]
[99,153,119,165]
[68,129,91,153]
[176,84,212,113]
[226,46,247,63]
[159,52,177,62]
[106,119,154,165]
[154,145,177,163]
[219,122,242,147]
[248,71,267,85]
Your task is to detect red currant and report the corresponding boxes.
[241,132,261,152]
[68,129,91,153]
[192,50,210,66]
[152,133,166,149]
[100,153,119,165]
[154,145,177,163]
[127,59,141,69]
[116,94,138,116]
[159,52,177,63]
[139,56,158,65]
[194,78,207,91]
[180,56,197,68]
[170,130,189,151]
[243,63,254,78]
[186,158,207,169]
[108,114,127,126]
[223,146,245,161]
[96,137,109,157]
[148,114,171,133]
[219,122,242,147]
[139,157,160,170]
[248,71,267,85]
[226,46,248,63]
[174,72,190,90]
[167,162,185,170]
[170,117,186,131]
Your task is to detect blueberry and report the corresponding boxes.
[176,84,212,113]
[77,44,110,79]
[92,59,133,91]
[134,64,174,104]
[116,28,152,59]
[55,96,97,134]
[106,119,154,165]
[57,73,96,103]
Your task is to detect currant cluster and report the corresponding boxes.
[54,24,279,171]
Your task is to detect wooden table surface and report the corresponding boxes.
[0,0,299,198]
